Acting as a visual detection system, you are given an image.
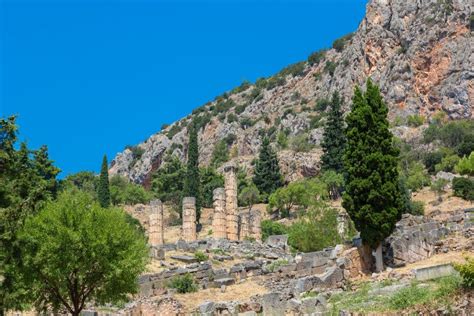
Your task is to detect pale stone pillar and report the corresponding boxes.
[239,211,250,241]
[224,163,239,241]
[337,210,349,239]
[250,210,262,241]
[149,199,164,246]
[212,188,227,239]
[182,197,197,242]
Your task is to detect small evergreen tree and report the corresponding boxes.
[342,80,403,272]
[183,124,202,222]
[97,155,110,208]
[253,137,283,199]
[321,92,346,172]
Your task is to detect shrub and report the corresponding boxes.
[224,133,237,145]
[167,274,198,293]
[194,251,209,262]
[309,114,325,129]
[166,124,182,139]
[324,61,337,76]
[332,33,353,52]
[266,76,286,90]
[277,131,289,149]
[454,151,474,176]
[288,206,342,252]
[261,220,288,241]
[407,114,425,127]
[211,140,229,167]
[161,123,169,130]
[435,154,460,173]
[227,113,238,123]
[231,80,251,94]
[407,200,425,216]
[238,184,260,209]
[423,151,444,174]
[308,49,326,65]
[454,256,474,288]
[315,98,330,112]
[110,175,153,205]
[423,119,474,148]
[279,61,306,78]
[320,170,344,200]
[290,133,314,153]
[200,167,224,208]
[430,178,449,196]
[266,259,289,272]
[452,177,474,201]
[235,103,248,114]
[405,162,431,191]
[240,117,254,129]
[268,179,327,218]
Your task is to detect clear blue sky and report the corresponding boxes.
[1,0,367,177]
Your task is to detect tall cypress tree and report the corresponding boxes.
[98,155,110,208]
[253,136,283,198]
[321,92,346,172]
[342,79,403,272]
[183,123,201,222]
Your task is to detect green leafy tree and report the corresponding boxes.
[268,178,327,218]
[238,184,260,212]
[320,170,344,200]
[253,137,283,199]
[200,167,224,208]
[261,220,288,241]
[59,171,98,197]
[109,175,153,205]
[455,151,474,176]
[183,124,202,222]
[97,155,110,208]
[152,155,186,210]
[210,140,229,167]
[405,161,431,191]
[288,204,342,252]
[17,190,148,315]
[1,116,61,312]
[321,92,346,172]
[342,80,403,272]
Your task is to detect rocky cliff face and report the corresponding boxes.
[110,0,473,185]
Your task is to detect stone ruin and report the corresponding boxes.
[148,199,164,247]
[210,162,262,242]
[182,197,197,242]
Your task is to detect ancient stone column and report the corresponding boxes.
[239,210,250,241]
[224,163,239,241]
[182,197,197,242]
[212,188,227,239]
[337,210,349,239]
[149,199,164,246]
[250,210,262,241]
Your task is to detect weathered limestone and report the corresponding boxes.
[224,163,239,241]
[250,210,262,241]
[212,188,227,239]
[337,210,349,239]
[239,211,251,241]
[182,197,197,242]
[149,199,164,246]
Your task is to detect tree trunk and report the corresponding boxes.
[373,242,384,272]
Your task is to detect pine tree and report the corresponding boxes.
[342,79,403,272]
[321,92,346,172]
[98,155,110,208]
[183,124,201,222]
[253,136,283,199]
[33,145,61,196]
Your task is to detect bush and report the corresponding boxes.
[211,140,229,167]
[110,175,153,205]
[277,131,289,149]
[452,177,474,201]
[321,170,344,200]
[407,114,425,127]
[227,113,238,123]
[324,61,337,76]
[423,119,474,148]
[235,103,247,114]
[167,274,198,293]
[332,33,353,52]
[288,206,342,253]
[454,256,474,288]
[424,151,444,174]
[290,133,314,153]
[279,61,306,78]
[435,154,460,173]
[261,220,288,241]
[167,124,182,139]
[194,251,209,262]
[268,179,327,218]
[240,117,254,129]
[308,49,326,65]
[405,162,431,191]
[454,151,474,176]
[407,200,425,216]
[315,98,330,112]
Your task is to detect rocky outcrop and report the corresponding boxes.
[110,0,473,184]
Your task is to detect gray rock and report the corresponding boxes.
[262,292,286,316]
[170,255,197,263]
[214,277,235,287]
[199,301,215,315]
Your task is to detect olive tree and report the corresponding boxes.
[17,190,148,315]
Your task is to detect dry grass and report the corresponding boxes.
[412,187,472,216]
[174,279,268,313]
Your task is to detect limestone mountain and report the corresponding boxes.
[110,0,473,186]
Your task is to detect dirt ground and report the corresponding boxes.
[174,278,268,314]
[412,187,473,215]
